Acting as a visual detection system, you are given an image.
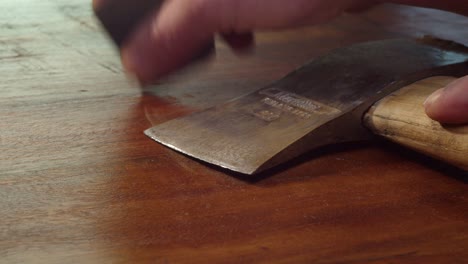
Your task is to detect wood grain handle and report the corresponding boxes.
[364,76,468,171]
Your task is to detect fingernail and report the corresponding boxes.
[121,48,152,86]
[122,42,157,86]
[121,47,138,75]
[424,88,444,109]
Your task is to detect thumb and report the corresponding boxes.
[424,76,468,124]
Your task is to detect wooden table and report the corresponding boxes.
[1,1,467,263]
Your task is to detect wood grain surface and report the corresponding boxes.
[1,1,467,263]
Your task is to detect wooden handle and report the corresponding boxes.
[364,76,468,171]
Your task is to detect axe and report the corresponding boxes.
[95,1,468,174]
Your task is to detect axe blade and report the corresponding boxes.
[145,38,468,175]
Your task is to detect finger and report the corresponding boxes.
[121,0,354,83]
[424,76,468,124]
[121,0,215,84]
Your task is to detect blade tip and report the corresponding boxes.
[144,128,260,175]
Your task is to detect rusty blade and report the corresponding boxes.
[145,38,468,175]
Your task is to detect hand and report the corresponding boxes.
[92,0,376,83]
[425,76,468,124]
[93,0,467,124]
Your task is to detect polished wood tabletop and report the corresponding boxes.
[1,1,467,263]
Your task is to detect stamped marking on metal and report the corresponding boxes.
[260,88,321,113]
[261,98,312,119]
[257,88,341,120]
[252,108,282,122]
